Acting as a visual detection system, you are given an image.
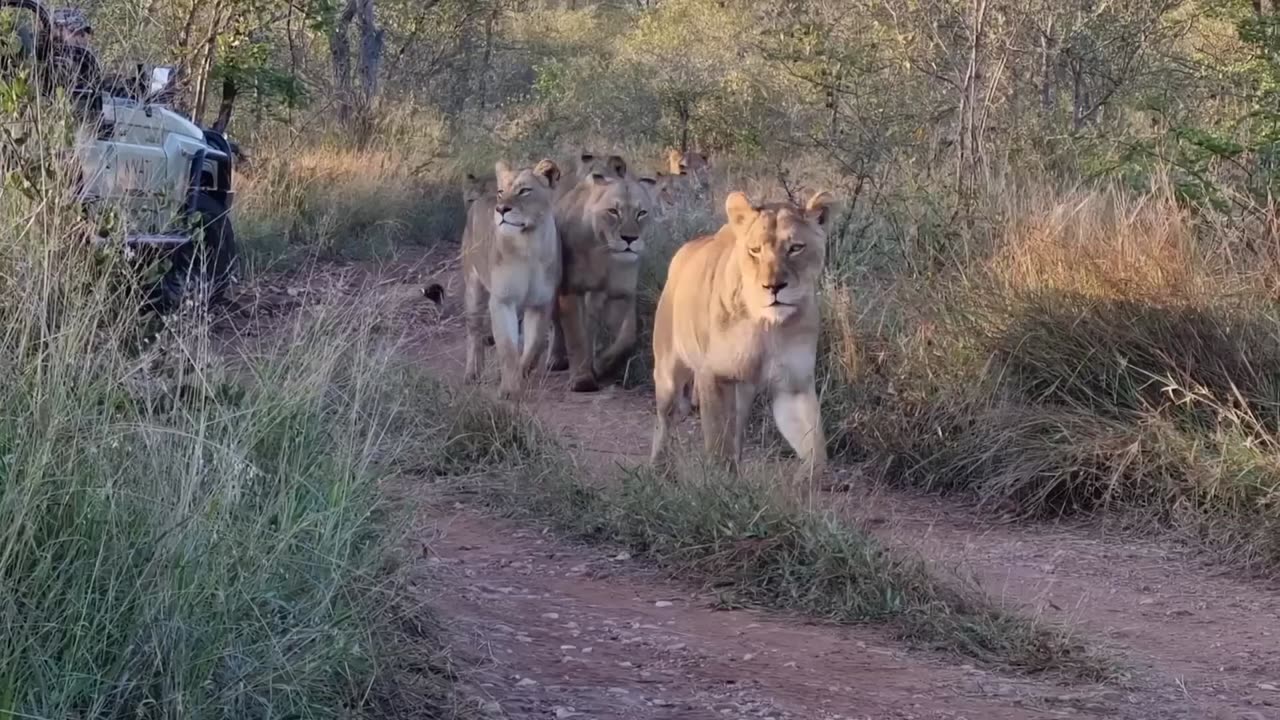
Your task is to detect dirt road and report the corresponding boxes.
[247,256,1280,719]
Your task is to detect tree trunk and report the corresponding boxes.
[332,0,383,126]
[190,1,227,125]
[675,97,690,153]
[212,75,237,133]
[478,1,498,112]
[356,0,384,112]
[957,0,989,195]
[330,0,358,123]
[1040,17,1055,112]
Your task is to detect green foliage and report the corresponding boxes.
[1111,4,1280,215]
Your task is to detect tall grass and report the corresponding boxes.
[0,104,455,718]
[234,109,466,271]
[821,180,1280,572]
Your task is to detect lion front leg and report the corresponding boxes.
[520,301,553,379]
[732,381,757,468]
[593,297,637,382]
[696,373,740,472]
[771,382,827,483]
[488,296,522,399]
[559,292,599,393]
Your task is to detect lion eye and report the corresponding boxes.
[747,246,762,257]
[517,187,532,196]
[607,207,620,217]
[637,210,648,220]
[788,243,805,255]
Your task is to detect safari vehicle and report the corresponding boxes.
[1,0,238,313]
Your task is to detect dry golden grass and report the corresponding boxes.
[987,183,1271,304]
[234,115,464,270]
[820,179,1280,574]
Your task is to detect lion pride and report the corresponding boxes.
[650,189,835,479]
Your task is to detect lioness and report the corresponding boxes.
[550,160,657,391]
[665,148,711,198]
[462,173,496,209]
[461,159,562,399]
[665,147,711,180]
[466,153,628,351]
[650,190,834,479]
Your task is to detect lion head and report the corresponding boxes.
[724,190,835,324]
[665,148,711,187]
[582,172,657,262]
[463,173,496,208]
[576,152,628,182]
[493,159,561,235]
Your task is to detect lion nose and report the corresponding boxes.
[621,235,639,246]
[496,205,512,215]
[763,281,788,293]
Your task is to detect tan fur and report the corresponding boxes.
[462,173,496,208]
[462,153,620,211]
[548,156,657,391]
[653,148,712,214]
[461,158,562,399]
[665,147,710,177]
[650,189,835,481]
[463,153,630,350]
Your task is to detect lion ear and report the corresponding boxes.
[606,155,628,179]
[534,159,561,189]
[494,161,513,184]
[725,192,758,236]
[805,190,836,227]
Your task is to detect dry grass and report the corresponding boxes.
[235,113,465,272]
[823,180,1280,574]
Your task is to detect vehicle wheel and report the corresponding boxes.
[150,195,239,315]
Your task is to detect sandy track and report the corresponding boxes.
[241,254,1279,719]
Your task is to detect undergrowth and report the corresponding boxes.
[824,183,1280,574]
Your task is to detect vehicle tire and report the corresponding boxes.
[150,195,239,315]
